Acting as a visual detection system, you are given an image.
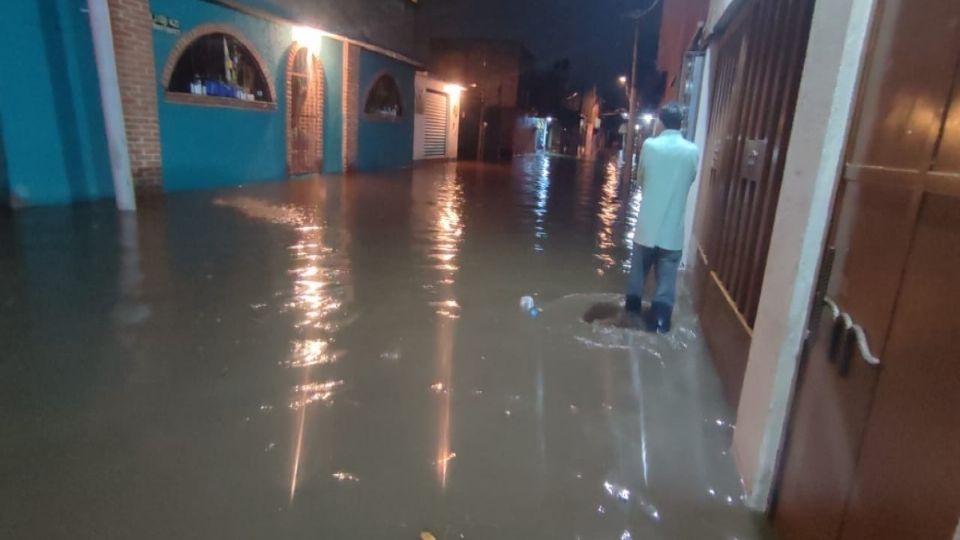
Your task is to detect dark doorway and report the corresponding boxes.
[286,46,324,175]
[457,91,481,160]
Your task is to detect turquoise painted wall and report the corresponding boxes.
[322,39,344,174]
[230,0,421,60]
[357,50,415,172]
[0,110,8,206]
[150,0,343,191]
[0,0,113,206]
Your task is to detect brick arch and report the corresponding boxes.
[285,44,325,175]
[161,24,277,102]
[362,69,404,121]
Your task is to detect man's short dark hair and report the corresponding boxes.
[659,102,684,130]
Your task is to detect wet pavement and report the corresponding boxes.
[0,156,771,539]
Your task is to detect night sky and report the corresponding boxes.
[425,0,663,106]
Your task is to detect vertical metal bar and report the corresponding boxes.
[731,0,786,304]
[719,5,764,284]
[728,0,777,304]
[623,19,641,183]
[714,42,745,259]
[738,0,803,307]
[715,35,753,281]
[745,0,817,324]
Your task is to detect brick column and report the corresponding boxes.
[107,0,163,188]
[342,43,360,172]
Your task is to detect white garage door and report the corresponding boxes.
[423,90,449,158]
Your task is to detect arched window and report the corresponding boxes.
[364,74,403,120]
[167,32,273,103]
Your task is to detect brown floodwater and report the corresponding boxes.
[0,156,770,539]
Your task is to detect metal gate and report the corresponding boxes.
[287,46,324,175]
[423,90,449,159]
[693,0,815,405]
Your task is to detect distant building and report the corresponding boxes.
[429,39,533,108]
[428,39,535,161]
[579,87,602,160]
[413,73,461,162]
[227,0,426,60]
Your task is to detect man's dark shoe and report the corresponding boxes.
[645,302,673,334]
[624,294,643,315]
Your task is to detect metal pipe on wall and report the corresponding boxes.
[87,0,137,211]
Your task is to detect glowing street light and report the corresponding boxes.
[618,75,628,85]
[292,26,323,55]
[443,83,464,103]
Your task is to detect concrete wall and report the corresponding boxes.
[429,40,529,109]
[235,0,423,60]
[149,0,344,190]
[356,49,415,172]
[0,0,113,206]
[0,120,7,205]
[657,0,709,103]
[705,0,736,34]
[413,73,460,161]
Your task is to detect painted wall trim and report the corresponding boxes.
[683,46,712,267]
[731,0,879,511]
[88,0,135,210]
[704,0,746,41]
[199,0,425,69]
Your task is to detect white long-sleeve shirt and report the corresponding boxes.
[633,129,700,251]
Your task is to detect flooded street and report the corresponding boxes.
[0,156,769,539]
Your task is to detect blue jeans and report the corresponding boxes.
[625,245,682,317]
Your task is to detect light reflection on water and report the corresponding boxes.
[623,175,643,271]
[518,153,642,273]
[595,160,622,274]
[413,164,464,488]
[214,190,354,503]
[520,155,552,253]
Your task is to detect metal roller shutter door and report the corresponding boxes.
[423,90,448,158]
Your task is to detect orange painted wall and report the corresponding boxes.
[657,0,709,104]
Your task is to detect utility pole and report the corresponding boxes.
[622,18,640,184]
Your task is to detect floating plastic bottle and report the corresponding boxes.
[520,295,542,318]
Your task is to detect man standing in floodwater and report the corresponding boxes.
[625,102,700,333]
